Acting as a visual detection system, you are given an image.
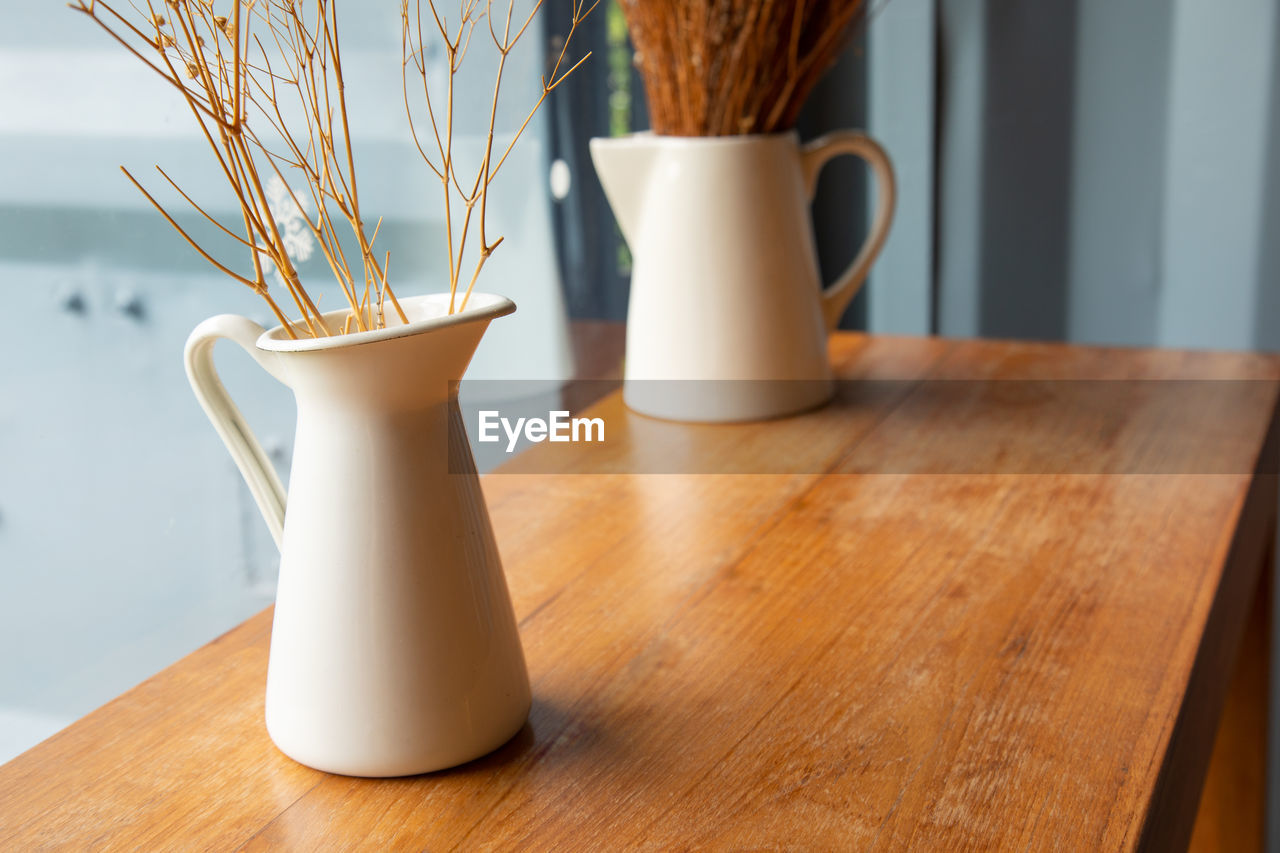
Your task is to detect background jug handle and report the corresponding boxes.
[801,131,897,330]
[184,314,288,551]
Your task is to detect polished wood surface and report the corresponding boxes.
[2,332,1277,850]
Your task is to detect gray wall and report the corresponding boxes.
[934,0,1280,353]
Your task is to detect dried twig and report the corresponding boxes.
[70,0,393,338]
[402,0,597,313]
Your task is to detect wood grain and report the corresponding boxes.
[1,331,1277,850]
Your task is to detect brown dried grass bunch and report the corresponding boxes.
[619,0,868,136]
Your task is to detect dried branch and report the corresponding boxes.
[402,0,596,313]
[70,0,393,338]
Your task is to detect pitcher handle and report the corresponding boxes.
[183,314,288,551]
[801,131,897,330]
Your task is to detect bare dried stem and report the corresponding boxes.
[71,0,393,338]
[402,0,595,313]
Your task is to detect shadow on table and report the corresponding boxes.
[353,695,613,782]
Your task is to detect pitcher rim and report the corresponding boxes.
[590,129,801,147]
[255,291,516,354]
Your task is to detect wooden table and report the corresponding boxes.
[2,332,1278,850]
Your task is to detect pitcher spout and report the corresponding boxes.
[589,135,657,247]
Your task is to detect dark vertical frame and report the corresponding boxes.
[543,0,635,321]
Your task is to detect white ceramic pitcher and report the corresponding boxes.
[184,292,531,777]
[590,130,895,421]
